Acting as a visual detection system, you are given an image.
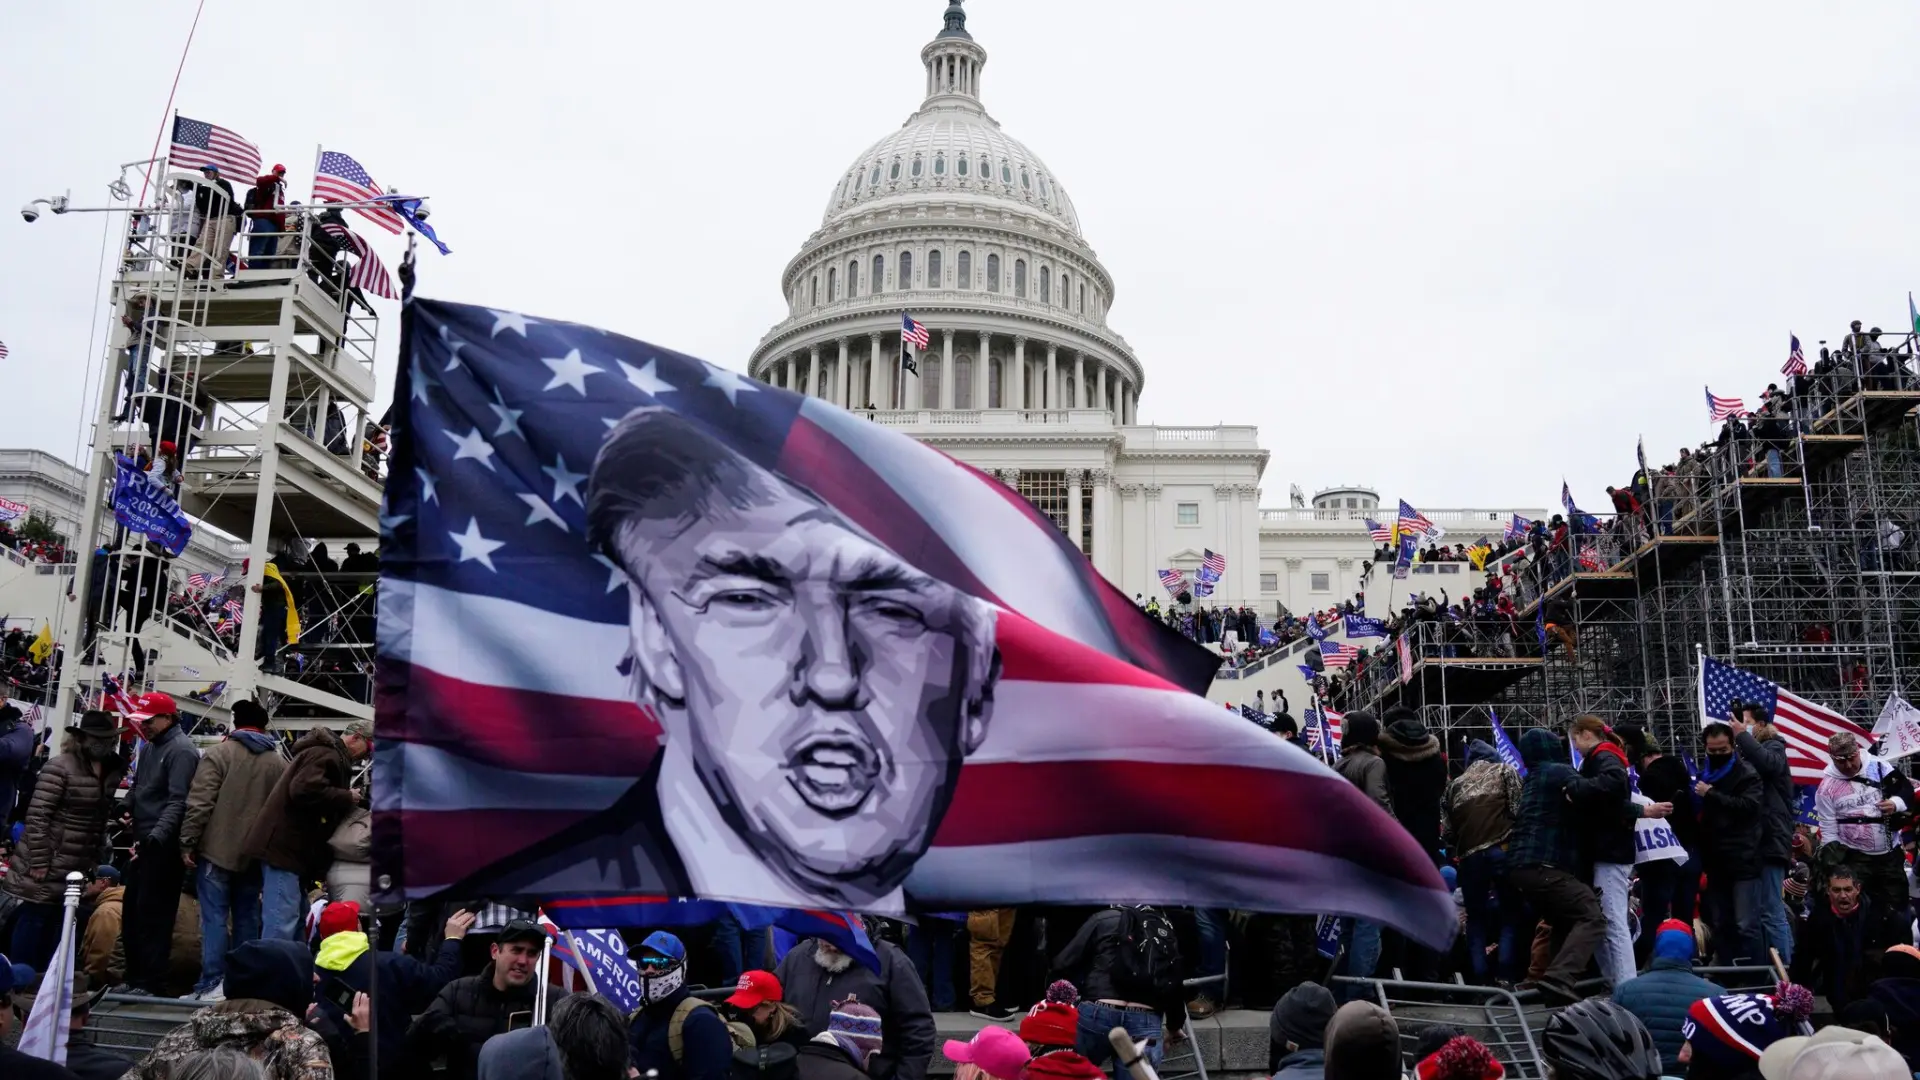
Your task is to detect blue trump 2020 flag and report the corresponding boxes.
[1489,710,1527,777]
[111,455,192,555]
[372,297,1455,949]
[1344,614,1387,639]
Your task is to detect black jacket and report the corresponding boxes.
[403,963,560,1080]
[127,722,197,845]
[1637,755,1699,854]
[1051,908,1187,1031]
[1565,742,1636,867]
[1736,730,1794,865]
[795,1041,869,1080]
[628,986,736,1080]
[1696,757,1764,875]
[1377,719,1448,859]
[317,939,463,1077]
[1792,897,1884,1008]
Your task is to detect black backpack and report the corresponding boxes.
[1111,906,1181,1002]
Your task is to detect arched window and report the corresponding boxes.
[870,163,882,186]
[1014,259,1027,298]
[928,249,942,287]
[921,357,941,408]
[987,253,1000,292]
[987,356,1002,407]
[1039,266,1050,304]
[1039,175,1050,198]
[828,267,838,301]
[1001,162,1012,184]
[873,254,885,292]
[1060,272,1070,308]
[934,154,946,176]
[810,275,818,307]
[957,250,971,289]
[957,155,969,177]
[1021,169,1031,191]
[889,161,901,180]
[848,260,859,296]
[1078,283,1086,313]
[899,250,914,290]
[855,169,865,191]
[979,156,990,180]
[955,355,974,409]
[911,156,923,178]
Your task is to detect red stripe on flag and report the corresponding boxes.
[380,662,660,776]
[385,809,598,888]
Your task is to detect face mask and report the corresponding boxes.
[638,960,685,1005]
[1707,752,1733,769]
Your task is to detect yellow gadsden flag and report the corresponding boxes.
[262,561,301,645]
[27,622,54,664]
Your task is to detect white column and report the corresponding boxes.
[1141,484,1162,596]
[977,331,991,410]
[1090,468,1113,578]
[1215,484,1231,599]
[836,339,851,407]
[939,331,955,410]
[1096,361,1108,419]
[1045,344,1057,409]
[1074,353,1086,409]
[1066,469,1085,554]
[807,346,820,399]
[1013,338,1027,410]
[869,334,885,409]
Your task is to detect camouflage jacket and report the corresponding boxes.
[120,1000,334,1080]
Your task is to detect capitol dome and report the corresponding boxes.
[748,0,1142,423]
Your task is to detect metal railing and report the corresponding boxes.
[1333,975,1548,1079]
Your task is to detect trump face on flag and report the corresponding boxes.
[582,407,999,908]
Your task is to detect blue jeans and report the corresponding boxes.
[260,865,305,941]
[1759,863,1793,965]
[1076,1001,1164,1080]
[8,900,63,971]
[197,861,263,992]
[707,911,744,988]
[248,221,278,263]
[1339,919,1382,988]
[905,919,959,1011]
[1766,449,1783,478]
[1193,908,1228,996]
[1459,847,1520,982]
[1707,873,1762,965]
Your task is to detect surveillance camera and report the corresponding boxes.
[20,203,39,224]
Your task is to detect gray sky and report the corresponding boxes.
[5,1,1918,511]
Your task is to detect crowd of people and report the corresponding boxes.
[0,521,74,568]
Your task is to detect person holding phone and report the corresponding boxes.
[405,919,561,1080]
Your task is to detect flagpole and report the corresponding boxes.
[561,929,603,995]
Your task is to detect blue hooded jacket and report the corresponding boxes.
[1509,729,1580,872]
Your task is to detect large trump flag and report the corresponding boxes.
[375,298,1453,947]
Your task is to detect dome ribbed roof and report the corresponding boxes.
[822,114,1082,237]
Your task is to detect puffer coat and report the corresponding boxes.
[4,748,126,905]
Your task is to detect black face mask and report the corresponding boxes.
[1706,752,1734,770]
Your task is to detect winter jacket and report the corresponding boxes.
[796,1039,871,1080]
[1510,729,1580,874]
[1378,717,1448,859]
[127,722,198,846]
[1444,741,1521,857]
[1637,755,1699,854]
[1271,1048,1326,1079]
[0,1043,85,1078]
[775,938,936,1080]
[243,727,358,879]
[4,749,125,905]
[1333,746,1391,813]
[81,885,203,990]
[180,728,287,873]
[1792,896,1883,1007]
[119,1000,335,1080]
[1869,975,1920,1073]
[1565,741,1635,867]
[0,711,33,830]
[1611,956,1727,1073]
[1695,755,1764,874]
[405,964,563,1080]
[1736,729,1793,865]
[477,1027,566,1080]
[627,985,735,1080]
[315,933,463,1077]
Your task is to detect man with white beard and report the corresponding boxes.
[775,934,936,1080]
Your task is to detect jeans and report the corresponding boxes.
[906,919,959,1012]
[260,864,306,941]
[1593,862,1636,988]
[1705,873,1761,965]
[197,861,264,992]
[1076,1001,1164,1080]
[248,220,278,264]
[1459,846,1520,982]
[707,910,744,988]
[123,837,186,991]
[1193,907,1228,998]
[1766,449,1783,478]
[8,900,64,971]
[1758,862,1793,965]
[1339,919,1382,985]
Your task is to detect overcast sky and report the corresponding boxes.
[5,1,1917,510]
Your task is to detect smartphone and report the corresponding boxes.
[505,1011,534,1032]
[322,977,358,1014]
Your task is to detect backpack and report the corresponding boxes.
[1111,906,1181,1002]
[669,998,756,1064]
[732,1042,798,1080]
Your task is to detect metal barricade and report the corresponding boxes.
[1154,975,1221,1080]
[1332,975,1549,1080]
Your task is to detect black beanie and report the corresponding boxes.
[1342,711,1380,749]
[1270,982,1337,1051]
[230,699,269,730]
[225,940,313,1016]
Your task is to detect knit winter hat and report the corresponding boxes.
[1268,982,1337,1051]
[1653,918,1697,963]
[316,900,362,943]
[1020,1002,1079,1048]
[1413,1036,1506,1080]
[1682,993,1789,1070]
[828,997,885,1066]
[1021,1051,1107,1080]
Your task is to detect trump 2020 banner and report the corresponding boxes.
[373,298,1453,946]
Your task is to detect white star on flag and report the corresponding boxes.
[702,365,758,404]
[489,310,536,338]
[442,332,468,372]
[542,454,588,506]
[517,493,570,532]
[619,358,677,396]
[591,553,628,593]
[541,348,604,395]
[443,427,498,471]
[487,388,524,439]
[379,511,412,534]
[449,517,506,571]
[415,467,439,505]
[409,355,433,404]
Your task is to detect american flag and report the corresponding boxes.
[321,221,399,300]
[1699,655,1867,782]
[314,150,405,234]
[168,115,261,179]
[99,673,138,719]
[1705,387,1748,422]
[1782,333,1808,377]
[1156,567,1188,597]
[1397,499,1433,538]
[372,297,1453,946]
[1505,514,1533,540]
[0,340,9,361]
[1397,633,1413,683]
[186,571,225,594]
[1319,640,1361,668]
[1364,518,1393,543]
[1192,576,1215,598]
[1577,546,1606,572]
[1201,549,1226,578]
[902,313,931,350]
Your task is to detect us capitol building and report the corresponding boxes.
[747,2,1541,618]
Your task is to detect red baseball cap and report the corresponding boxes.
[317,900,362,941]
[132,691,179,719]
[726,970,782,1009]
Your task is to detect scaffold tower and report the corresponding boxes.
[50,167,384,731]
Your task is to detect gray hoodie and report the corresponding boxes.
[477,1027,566,1080]
[129,721,199,845]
